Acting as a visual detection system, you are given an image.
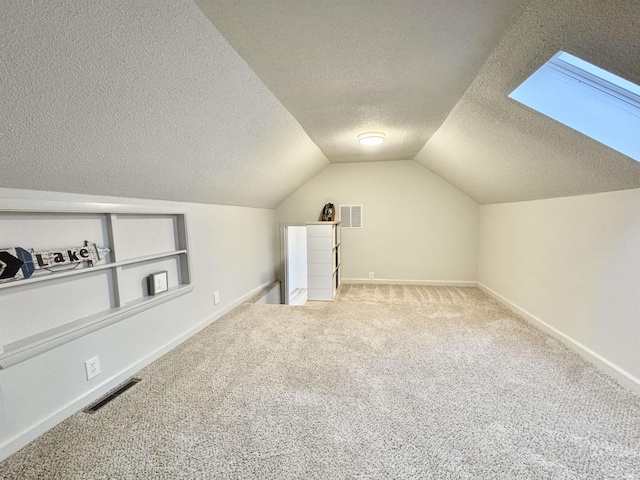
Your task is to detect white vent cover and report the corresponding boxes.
[339,205,363,228]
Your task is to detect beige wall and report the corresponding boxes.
[0,188,278,460]
[478,188,640,382]
[276,161,480,283]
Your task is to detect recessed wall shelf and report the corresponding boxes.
[0,206,193,369]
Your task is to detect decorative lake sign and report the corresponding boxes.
[0,241,110,284]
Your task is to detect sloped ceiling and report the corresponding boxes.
[198,0,640,203]
[2,0,639,208]
[414,0,640,204]
[0,1,329,208]
[196,0,531,163]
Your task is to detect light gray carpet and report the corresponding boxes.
[2,284,639,479]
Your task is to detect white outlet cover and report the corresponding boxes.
[213,291,221,305]
[85,356,101,380]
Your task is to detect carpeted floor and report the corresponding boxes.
[2,284,639,479]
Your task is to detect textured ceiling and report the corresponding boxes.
[414,0,640,204]
[196,0,530,163]
[0,1,328,208]
[2,0,639,208]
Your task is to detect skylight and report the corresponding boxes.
[509,51,640,161]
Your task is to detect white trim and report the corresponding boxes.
[0,284,195,368]
[0,197,186,214]
[288,288,308,306]
[0,250,188,292]
[0,278,275,462]
[341,278,478,287]
[478,282,640,395]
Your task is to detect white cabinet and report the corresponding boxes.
[306,221,341,301]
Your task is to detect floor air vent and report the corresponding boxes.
[83,378,141,414]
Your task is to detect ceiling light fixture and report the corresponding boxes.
[358,132,385,146]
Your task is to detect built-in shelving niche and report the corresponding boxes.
[0,208,193,369]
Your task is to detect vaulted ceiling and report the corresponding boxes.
[414,0,640,203]
[2,0,639,207]
[196,0,531,163]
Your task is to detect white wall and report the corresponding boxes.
[478,188,640,386]
[0,188,278,460]
[276,161,480,284]
[286,226,308,295]
[296,231,308,292]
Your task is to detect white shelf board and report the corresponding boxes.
[0,284,194,369]
[0,250,187,291]
[0,198,186,215]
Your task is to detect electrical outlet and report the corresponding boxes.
[368,272,374,280]
[85,356,101,380]
[213,291,221,305]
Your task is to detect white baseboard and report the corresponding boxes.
[341,278,478,287]
[478,282,640,395]
[0,279,275,462]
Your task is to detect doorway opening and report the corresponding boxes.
[283,225,308,305]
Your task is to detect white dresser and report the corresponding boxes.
[306,221,341,301]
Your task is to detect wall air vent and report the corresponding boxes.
[339,205,363,228]
[509,51,640,161]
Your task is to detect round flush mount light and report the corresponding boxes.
[358,132,385,146]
